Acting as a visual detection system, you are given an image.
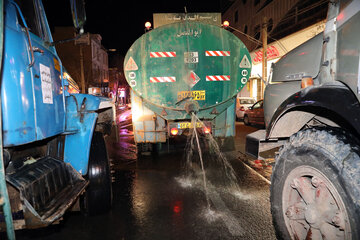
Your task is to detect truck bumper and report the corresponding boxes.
[245,130,286,159]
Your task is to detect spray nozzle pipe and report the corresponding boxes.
[184,100,200,115]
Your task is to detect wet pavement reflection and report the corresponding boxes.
[15,107,276,240]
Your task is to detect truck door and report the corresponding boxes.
[2,0,37,146]
[16,0,65,140]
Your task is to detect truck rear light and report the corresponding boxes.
[301,76,313,89]
[170,128,179,136]
[203,126,211,134]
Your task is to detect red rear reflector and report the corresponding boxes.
[203,127,211,134]
[171,128,179,135]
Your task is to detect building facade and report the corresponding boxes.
[53,27,109,94]
[222,0,329,99]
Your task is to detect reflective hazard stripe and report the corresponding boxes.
[205,51,230,56]
[150,77,176,83]
[150,52,176,58]
[206,75,230,81]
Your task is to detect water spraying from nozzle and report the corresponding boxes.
[191,112,210,208]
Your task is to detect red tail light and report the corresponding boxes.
[170,128,179,136]
[203,127,211,134]
[240,106,245,111]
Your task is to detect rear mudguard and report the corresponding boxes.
[266,81,360,140]
[63,94,112,175]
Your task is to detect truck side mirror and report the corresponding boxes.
[71,0,86,33]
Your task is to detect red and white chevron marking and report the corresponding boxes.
[150,77,176,83]
[205,51,230,56]
[206,75,230,81]
[150,52,176,58]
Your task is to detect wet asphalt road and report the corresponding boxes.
[14,109,276,240]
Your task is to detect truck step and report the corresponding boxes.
[6,156,87,225]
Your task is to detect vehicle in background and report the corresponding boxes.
[236,96,256,120]
[246,0,360,238]
[124,13,252,153]
[243,99,264,126]
[0,0,114,237]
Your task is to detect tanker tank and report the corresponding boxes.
[124,16,252,151]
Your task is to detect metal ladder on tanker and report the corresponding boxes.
[0,0,16,238]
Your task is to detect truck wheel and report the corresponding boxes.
[81,131,113,216]
[243,115,250,126]
[271,128,360,240]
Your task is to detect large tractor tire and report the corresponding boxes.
[270,127,360,240]
[81,131,113,216]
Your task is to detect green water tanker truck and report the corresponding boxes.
[124,13,252,152]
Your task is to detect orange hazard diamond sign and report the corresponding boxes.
[125,57,138,71]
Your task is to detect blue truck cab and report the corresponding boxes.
[0,0,114,235]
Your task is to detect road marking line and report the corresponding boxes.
[241,160,271,185]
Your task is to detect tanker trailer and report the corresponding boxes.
[124,16,252,152]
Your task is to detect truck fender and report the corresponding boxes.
[63,94,113,175]
[267,81,360,139]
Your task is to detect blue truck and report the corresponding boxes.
[0,0,114,238]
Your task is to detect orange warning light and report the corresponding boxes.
[145,22,152,30]
[222,20,230,28]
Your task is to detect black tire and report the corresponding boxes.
[81,131,113,216]
[243,115,250,126]
[271,127,360,240]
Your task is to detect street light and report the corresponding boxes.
[145,21,152,32]
[222,20,230,28]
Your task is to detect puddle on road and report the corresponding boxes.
[233,190,252,200]
[175,176,195,188]
[113,107,254,238]
[201,207,223,223]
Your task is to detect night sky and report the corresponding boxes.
[45,0,222,56]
